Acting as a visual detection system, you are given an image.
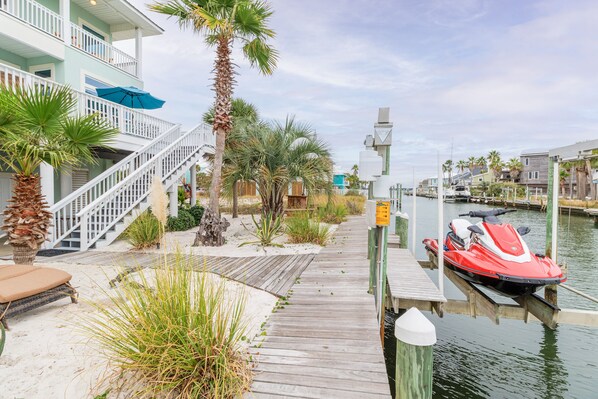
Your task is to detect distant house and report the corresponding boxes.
[333,174,347,190]
[519,150,549,192]
[471,171,494,187]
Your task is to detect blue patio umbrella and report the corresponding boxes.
[95,86,165,110]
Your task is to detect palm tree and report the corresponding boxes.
[506,157,523,182]
[559,167,570,197]
[345,164,360,189]
[223,117,331,219]
[487,150,503,181]
[203,98,259,218]
[0,86,117,264]
[150,0,278,242]
[456,160,467,174]
[467,156,477,174]
[476,156,487,171]
[442,159,453,186]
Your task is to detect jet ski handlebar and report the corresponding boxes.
[458,208,517,218]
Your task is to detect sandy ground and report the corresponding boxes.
[0,260,278,399]
[0,213,334,398]
[101,213,337,257]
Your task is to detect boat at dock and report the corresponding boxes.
[423,208,566,297]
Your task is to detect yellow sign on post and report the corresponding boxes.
[375,200,391,226]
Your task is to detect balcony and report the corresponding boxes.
[0,61,175,142]
[0,0,139,77]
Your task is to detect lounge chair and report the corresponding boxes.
[0,265,78,329]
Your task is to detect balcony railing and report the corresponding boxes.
[71,24,137,76]
[0,0,63,39]
[0,62,174,141]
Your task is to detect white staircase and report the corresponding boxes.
[49,123,215,251]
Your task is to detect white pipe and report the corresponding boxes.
[437,154,445,295]
[411,168,417,255]
[551,159,559,262]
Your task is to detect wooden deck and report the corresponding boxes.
[44,251,314,298]
[247,217,391,399]
[386,247,446,314]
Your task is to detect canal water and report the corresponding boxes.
[383,198,598,399]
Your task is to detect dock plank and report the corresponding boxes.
[246,217,391,398]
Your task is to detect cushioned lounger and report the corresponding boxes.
[0,265,78,329]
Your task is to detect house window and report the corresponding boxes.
[29,64,55,81]
[534,171,539,179]
[525,158,529,166]
[82,24,105,41]
[84,75,111,96]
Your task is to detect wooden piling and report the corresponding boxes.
[395,212,409,249]
[545,158,558,306]
[395,308,436,399]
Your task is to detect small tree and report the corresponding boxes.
[0,86,117,263]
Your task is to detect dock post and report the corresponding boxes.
[545,157,559,306]
[395,308,436,399]
[395,212,409,249]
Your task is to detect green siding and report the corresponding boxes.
[0,49,27,69]
[36,0,59,13]
[63,47,142,90]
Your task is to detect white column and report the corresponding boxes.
[60,166,72,198]
[135,27,143,79]
[59,0,70,45]
[40,163,55,206]
[551,159,559,263]
[190,165,197,206]
[437,154,444,295]
[168,185,178,217]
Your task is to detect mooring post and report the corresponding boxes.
[396,211,409,249]
[395,308,436,399]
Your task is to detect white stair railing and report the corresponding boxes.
[49,124,182,246]
[78,123,214,250]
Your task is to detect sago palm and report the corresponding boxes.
[0,85,117,263]
[223,117,331,219]
[149,0,278,243]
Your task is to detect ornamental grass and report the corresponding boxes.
[84,255,251,399]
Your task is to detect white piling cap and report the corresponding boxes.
[395,211,409,220]
[395,307,437,346]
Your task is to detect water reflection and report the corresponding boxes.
[539,325,569,399]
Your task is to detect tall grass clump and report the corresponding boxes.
[344,195,365,215]
[84,257,251,398]
[316,203,348,224]
[126,211,163,249]
[285,213,330,246]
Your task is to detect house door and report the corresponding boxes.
[0,173,13,227]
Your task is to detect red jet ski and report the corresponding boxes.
[423,208,566,297]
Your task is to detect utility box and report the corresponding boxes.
[366,200,391,227]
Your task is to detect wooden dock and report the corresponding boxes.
[386,247,446,314]
[43,251,314,298]
[247,217,391,399]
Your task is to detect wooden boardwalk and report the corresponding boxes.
[247,217,391,399]
[44,251,314,298]
[386,247,446,314]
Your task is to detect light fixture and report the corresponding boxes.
[90,0,97,5]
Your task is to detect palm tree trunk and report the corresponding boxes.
[232,180,238,218]
[208,37,234,215]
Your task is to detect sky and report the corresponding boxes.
[124,0,598,185]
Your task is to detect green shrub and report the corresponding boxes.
[166,209,195,231]
[178,186,186,206]
[286,213,330,246]
[345,189,360,196]
[84,257,251,398]
[240,212,284,247]
[316,203,348,224]
[188,205,205,226]
[126,211,163,249]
